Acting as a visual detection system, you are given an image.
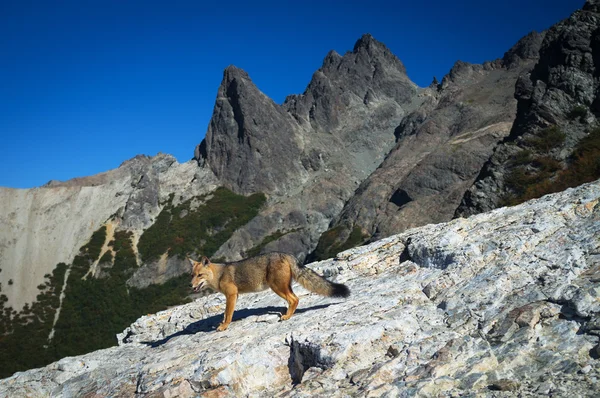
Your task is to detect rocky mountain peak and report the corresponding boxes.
[200,34,418,195]
[219,65,259,106]
[352,33,390,57]
[200,61,305,195]
[439,60,484,88]
[502,31,545,69]
[322,49,342,66]
[286,33,415,133]
[353,33,376,50]
[457,2,600,217]
[350,33,407,75]
[584,0,600,12]
[222,64,251,83]
[352,33,387,54]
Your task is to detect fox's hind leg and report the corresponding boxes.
[271,283,299,321]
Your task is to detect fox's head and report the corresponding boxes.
[188,256,214,292]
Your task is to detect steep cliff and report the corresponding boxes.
[457,1,600,216]
[200,34,418,196]
[198,34,424,262]
[312,31,544,257]
[0,155,217,310]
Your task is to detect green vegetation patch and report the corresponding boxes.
[138,187,266,262]
[523,125,566,152]
[0,225,190,377]
[502,127,600,206]
[311,225,369,261]
[509,149,533,166]
[98,251,113,265]
[52,230,190,359]
[0,262,67,375]
[567,105,587,121]
[70,225,107,280]
[246,229,300,258]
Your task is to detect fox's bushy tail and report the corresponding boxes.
[286,255,350,298]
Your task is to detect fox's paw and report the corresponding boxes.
[280,314,291,321]
[216,323,229,332]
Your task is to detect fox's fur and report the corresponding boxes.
[189,252,350,331]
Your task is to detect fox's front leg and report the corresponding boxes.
[217,292,238,331]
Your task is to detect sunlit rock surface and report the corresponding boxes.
[1,179,599,396]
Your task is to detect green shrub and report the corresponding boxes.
[98,251,113,264]
[567,105,587,121]
[0,261,67,376]
[524,126,566,152]
[109,231,137,282]
[531,156,562,173]
[509,149,533,166]
[573,127,600,159]
[69,225,108,280]
[0,188,268,377]
[0,221,192,377]
[311,225,368,261]
[503,127,600,206]
[85,226,107,261]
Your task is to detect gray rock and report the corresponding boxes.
[0,154,218,310]
[127,255,189,289]
[2,179,599,397]
[489,379,520,391]
[200,65,306,195]
[201,34,423,260]
[200,34,417,198]
[321,32,540,251]
[502,31,545,69]
[457,4,600,217]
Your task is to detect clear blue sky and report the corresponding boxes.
[0,0,583,188]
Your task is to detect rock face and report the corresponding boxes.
[2,179,599,396]
[0,155,217,309]
[200,66,306,195]
[316,31,544,251]
[201,34,418,196]
[457,3,600,216]
[200,34,423,261]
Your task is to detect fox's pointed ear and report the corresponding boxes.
[201,256,210,267]
[187,257,195,267]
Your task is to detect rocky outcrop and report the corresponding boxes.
[2,179,599,396]
[501,31,545,69]
[457,3,600,216]
[201,34,418,196]
[200,66,305,195]
[283,34,416,133]
[201,34,423,261]
[316,30,544,253]
[0,155,217,309]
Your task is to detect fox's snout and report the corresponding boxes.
[190,278,206,292]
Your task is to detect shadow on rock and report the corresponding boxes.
[142,303,337,348]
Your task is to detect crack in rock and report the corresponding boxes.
[287,337,333,385]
